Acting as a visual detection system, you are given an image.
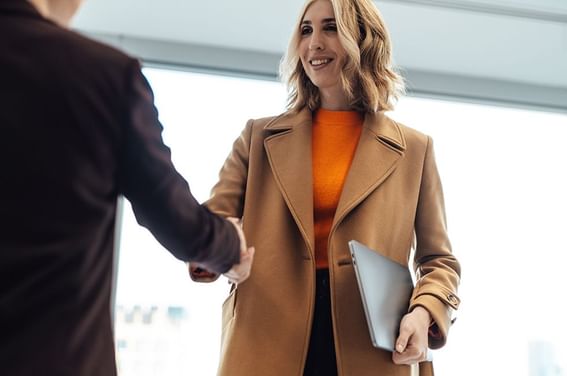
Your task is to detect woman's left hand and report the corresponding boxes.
[392,306,431,365]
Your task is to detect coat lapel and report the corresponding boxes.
[262,110,406,253]
[332,112,406,231]
[264,109,315,254]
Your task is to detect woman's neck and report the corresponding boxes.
[319,87,351,111]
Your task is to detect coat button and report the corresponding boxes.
[447,294,457,303]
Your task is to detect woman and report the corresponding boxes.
[190,0,461,374]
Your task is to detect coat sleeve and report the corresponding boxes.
[408,136,461,349]
[189,119,253,282]
[119,59,240,274]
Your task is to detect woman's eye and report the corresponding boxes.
[325,24,338,32]
[301,26,312,35]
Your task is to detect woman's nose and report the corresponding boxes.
[309,32,324,51]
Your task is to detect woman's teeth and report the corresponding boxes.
[311,59,330,66]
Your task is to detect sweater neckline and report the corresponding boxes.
[313,109,363,126]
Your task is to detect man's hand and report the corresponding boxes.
[392,306,431,365]
[222,217,255,285]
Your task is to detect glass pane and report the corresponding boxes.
[114,67,567,376]
[389,97,567,376]
[114,68,287,376]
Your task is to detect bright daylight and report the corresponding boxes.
[113,68,567,376]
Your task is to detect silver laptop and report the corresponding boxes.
[348,240,414,352]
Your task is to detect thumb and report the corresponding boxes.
[246,246,255,259]
[241,245,254,259]
[396,328,410,353]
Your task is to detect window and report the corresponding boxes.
[389,97,567,375]
[113,68,287,376]
[114,67,567,375]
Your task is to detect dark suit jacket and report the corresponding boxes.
[0,1,240,374]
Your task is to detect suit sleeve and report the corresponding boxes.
[118,60,240,274]
[190,120,253,282]
[408,136,461,349]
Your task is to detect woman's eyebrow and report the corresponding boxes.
[301,18,336,25]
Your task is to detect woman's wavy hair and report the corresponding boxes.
[280,0,405,113]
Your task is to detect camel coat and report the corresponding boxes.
[199,109,461,376]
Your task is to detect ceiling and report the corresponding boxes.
[72,0,567,111]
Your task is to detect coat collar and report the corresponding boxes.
[0,0,47,20]
[264,108,406,151]
[263,107,406,256]
[263,108,312,131]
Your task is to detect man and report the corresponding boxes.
[0,0,254,374]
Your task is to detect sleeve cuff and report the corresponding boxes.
[189,263,221,282]
[409,294,455,349]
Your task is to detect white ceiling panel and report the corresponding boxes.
[376,1,567,87]
[73,0,302,53]
[72,0,567,110]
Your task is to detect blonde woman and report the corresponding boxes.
[190,0,461,374]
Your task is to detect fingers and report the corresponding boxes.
[243,246,255,270]
[392,311,429,365]
[223,269,238,285]
[223,218,255,284]
[237,246,255,282]
[226,217,246,251]
[395,319,412,353]
[223,246,255,284]
[243,245,255,262]
[392,344,427,365]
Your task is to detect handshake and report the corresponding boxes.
[189,217,255,285]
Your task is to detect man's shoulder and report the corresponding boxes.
[36,25,144,98]
[3,6,135,68]
[58,27,137,70]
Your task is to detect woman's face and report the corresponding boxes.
[298,0,347,97]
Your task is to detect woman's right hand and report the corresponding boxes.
[222,217,255,285]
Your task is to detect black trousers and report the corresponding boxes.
[303,269,338,376]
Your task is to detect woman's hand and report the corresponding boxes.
[222,217,255,285]
[392,306,431,365]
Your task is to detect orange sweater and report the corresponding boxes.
[312,109,363,269]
